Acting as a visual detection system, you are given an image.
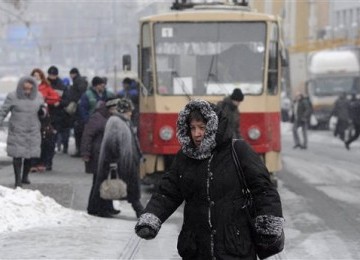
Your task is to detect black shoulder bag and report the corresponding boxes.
[231,139,285,260]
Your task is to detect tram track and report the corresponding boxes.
[118,234,143,260]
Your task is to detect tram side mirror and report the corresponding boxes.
[122,54,131,71]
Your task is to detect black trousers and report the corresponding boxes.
[74,121,84,153]
[346,123,360,146]
[87,171,114,214]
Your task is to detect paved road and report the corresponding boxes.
[279,128,360,259]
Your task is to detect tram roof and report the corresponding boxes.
[140,6,278,23]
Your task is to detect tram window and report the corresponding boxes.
[141,23,154,95]
[153,22,266,96]
[267,23,279,95]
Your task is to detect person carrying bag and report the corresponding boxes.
[134,99,284,259]
[232,139,284,259]
[99,163,127,200]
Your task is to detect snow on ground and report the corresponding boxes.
[0,128,8,159]
[0,185,91,233]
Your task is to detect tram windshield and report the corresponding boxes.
[154,22,266,96]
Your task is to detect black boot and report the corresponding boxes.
[13,158,22,188]
[131,201,144,218]
[22,158,31,184]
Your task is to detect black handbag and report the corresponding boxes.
[231,139,284,260]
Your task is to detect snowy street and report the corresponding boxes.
[280,123,360,259]
[1,124,360,259]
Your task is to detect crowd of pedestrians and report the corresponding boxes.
[0,76,287,259]
[288,90,360,151]
[0,66,141,201]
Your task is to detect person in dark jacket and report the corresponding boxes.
[69,67,88,157]
[117,77,140,128]
[47,65,71,153]
[31,68,61,171]
[81,98,120,217]
[135,99,284,260]
[345,93,360,150]
[291,92,312,149]
[78,76,114,124]
[217,88,244,138]
[0,76,45,187]
[332,92,350,142]
[92,98,144,218]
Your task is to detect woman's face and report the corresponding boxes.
[23,82,33,96]
[190,119,206,147]
[33,72,41,81]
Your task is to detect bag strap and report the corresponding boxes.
[108,163,119,180]
[231,139,253,208]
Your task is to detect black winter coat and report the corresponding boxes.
[291,97,312,123]
[48,77,72,130]
[137,100,283,260]
[349,98,360,125]
[68,75,88,103]
[333,96,350,121]
[80,105,110,174]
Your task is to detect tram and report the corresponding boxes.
[134,0,286,181]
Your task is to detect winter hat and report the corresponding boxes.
[105,98,121,108]
[117,98,134,113]
[91,76,105,87]
[176,99,218,160]
[230,88,244,102]
[69,67,79,75]
[47,66,59,75]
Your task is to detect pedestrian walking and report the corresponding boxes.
[94,98,144,218]
[291,91,312,149]
[0,76,46,187]
[345,93,360,150]
[47,65,71,154]
[68,67,88,157]
[135,99,284,259]
[81,98,120,216]
[217,88,244,138]
[31,68,61,171]
[332,92,350,142]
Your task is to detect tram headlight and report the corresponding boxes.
[159,126,174,141]
[248,127,261,140]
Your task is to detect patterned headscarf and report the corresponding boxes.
[176,99,218,160]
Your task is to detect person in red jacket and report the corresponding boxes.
[31,68,61,172]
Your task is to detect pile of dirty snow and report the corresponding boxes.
[0,185,90,233]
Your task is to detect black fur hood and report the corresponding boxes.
[176,99,219,160]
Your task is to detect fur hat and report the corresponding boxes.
[47,66,59,75]
[117,98,134,113]
[105,98,121,108]
[230,88,244,102]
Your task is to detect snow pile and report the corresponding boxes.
[0,185,90,233]
[0,128,8,158]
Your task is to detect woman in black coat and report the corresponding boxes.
[135,99,284,260]
[81,99,119,217]
[95,98,144,218]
